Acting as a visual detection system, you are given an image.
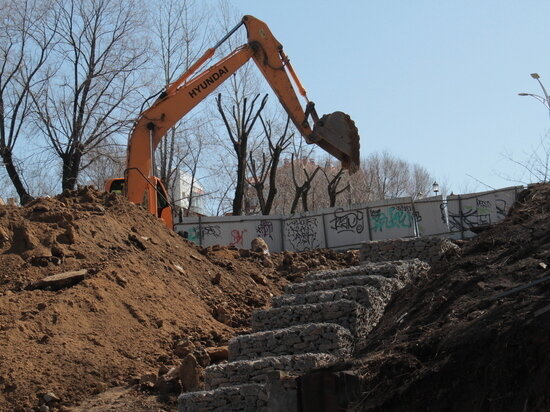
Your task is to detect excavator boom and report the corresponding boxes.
[242,15,360,172]
[111,15,360,229]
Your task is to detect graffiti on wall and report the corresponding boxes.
[369,205,418,233]
[495,199,507,219]
[229,229,246,247]
[329,209,364,234]
[448,197,508,232]
[256,221,274,239]
[186,224,221,243]
[285,217,320,251]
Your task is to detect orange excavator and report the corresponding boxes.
[106,15,360,229]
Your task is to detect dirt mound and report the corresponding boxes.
[346,183,550,411]
[0,187,357,411]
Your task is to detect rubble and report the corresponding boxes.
[0,187,357,411]
[1,183,549,411]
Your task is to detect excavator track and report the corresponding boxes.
[313,111,361,173]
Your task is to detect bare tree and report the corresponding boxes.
[32,0,148,191]
[501,131,550,184]
[288,153,321,214]
[78,137,126,189]
[0,0,57,204]
[359,151,432,200]
[247,115,294,215]
[216,93,268,215]
[151,0,211,195]
[408,163,433,199]
[320,162,350,208]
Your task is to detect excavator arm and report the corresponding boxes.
[117,15,360,229]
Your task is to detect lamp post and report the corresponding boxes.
[518,73,550,117]
[432,181,440,197]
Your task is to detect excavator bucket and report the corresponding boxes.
[312,112,360,173]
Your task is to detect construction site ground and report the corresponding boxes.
[0,184,549,411]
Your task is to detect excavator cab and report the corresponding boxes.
[106,177,173,228]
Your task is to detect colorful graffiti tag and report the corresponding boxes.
[186,224,221,243]
[229,229,246,247]
[369,206,415,233]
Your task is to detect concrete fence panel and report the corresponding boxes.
[175,186,522,251]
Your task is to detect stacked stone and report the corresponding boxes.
[179,259,430,412]
[252,300,372,339]
[360,237,459,264]
[229,323,354,361]
[178,383,266,411]
[205,353,339,389]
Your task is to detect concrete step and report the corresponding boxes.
[228,323,354,361]
[285,274,404,296]
[205,353,339,390]
[273,283,394,309]
[178,383,267,412]
[302,259,429,283]
[252,299,376,340]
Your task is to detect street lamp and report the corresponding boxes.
[518,73,550,116]
[432,181,440,196]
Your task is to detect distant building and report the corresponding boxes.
[244,177,261,215]
[172,170,205,221]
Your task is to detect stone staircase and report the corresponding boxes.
[178,259,430,411]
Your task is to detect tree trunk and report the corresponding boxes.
[263,151,281,215]
[232,147,247,215]
[0,148,34,205]
[61,149,83,191]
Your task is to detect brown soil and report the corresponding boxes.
[0,187,357,412]
[346,183,550,411]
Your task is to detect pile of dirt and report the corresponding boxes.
[0,187,357,411]
[344,183,550,411]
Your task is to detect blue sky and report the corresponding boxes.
[230,0,550,193]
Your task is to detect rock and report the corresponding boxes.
[213,304,232,325]
[13,223,39,251]
[251,237,269,255]
[174,338,196,358]
[238,248,251,258]
[282,252,294,266]
[193,346,211,368]
[39,405,50,412]
[205,346,229,363]
[42,392,60,403]
[290,262,309,273]
[250,272,268,286]
[174,264,186,275]
[158,364,170,376]
[28,269,89,291]
[0,226,9,244]
[261,256,274,268]
[128,234,146,251]
[139,372,157,388]
[157,366,182,394]
[211,272,222,285]
[178,354,202,392]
